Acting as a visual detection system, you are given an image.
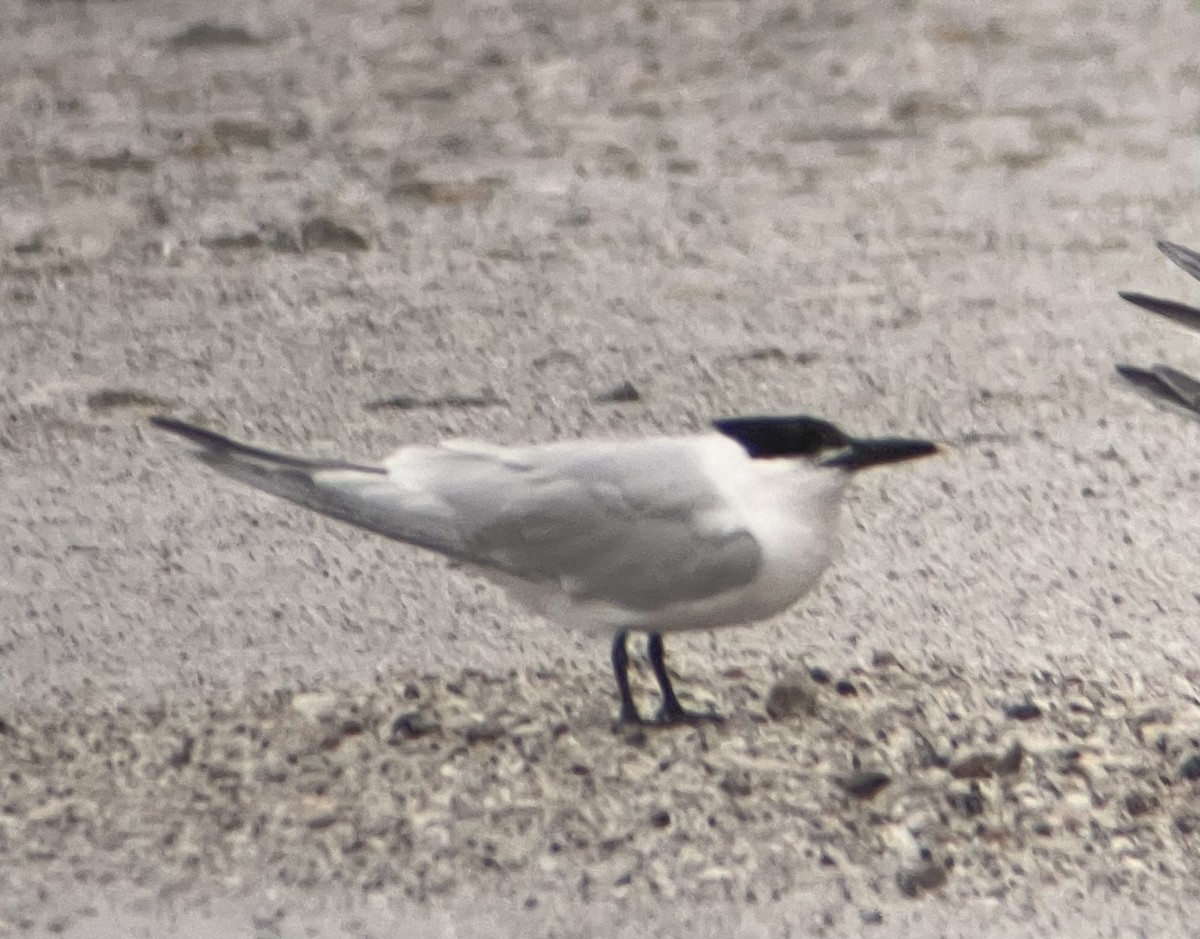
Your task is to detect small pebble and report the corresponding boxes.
[765,672,819,720]
[996,741,1025,776]
[387,710,439,741]
[837,771,891,799]
[1004,702,1043,721]
[591,380,641,403]
[896,859,948,897]
[719,770,752,798]
[911,731,949,769]
[947,782,985,818]
[1124,791,1156,817]
[949,753,996,780]
[460,720,505,744]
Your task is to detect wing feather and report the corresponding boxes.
[154,419,762,612]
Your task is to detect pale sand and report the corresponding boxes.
[4,0,1200,935]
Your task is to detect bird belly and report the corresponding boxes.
[477,516,837,638]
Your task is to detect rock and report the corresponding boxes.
[765,672,819,720]
[949,753,996,779]
[300,217,369,252]
[896,856,949,897]
[911,731,949,769]
[297,795,339,830]
[385,710,439,741]
[86,150,156,173]
[719,770,752,798]
[947,782,985,817]
[995,741,1025,776]
[459,720,505,744]
[166,734,194,769]
[1124,791,1157,817]
[169,22,264,49]
[591,380,641,403]
[320,719,364,751]
[837,771,891,799]
[1004,702,1043,721]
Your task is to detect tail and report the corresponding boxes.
[150,416,383,476]
[148,416,422,539]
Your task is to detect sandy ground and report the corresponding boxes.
[4,0,1200,934]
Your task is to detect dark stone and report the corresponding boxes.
[947,783,985,817]
[896,859,949,897]
[949,753,996,780]
[995,741,1025,776]
[838,771,891,799]
[1004,702,1043,721]
[1124,791,1157,817]
[301,217,369,252]
[388,710,438,740]
[591,380,641,403]
[765,674,819,720]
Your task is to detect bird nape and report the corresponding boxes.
[151,414,938,728]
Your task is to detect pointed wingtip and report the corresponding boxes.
[1118,291,1200,330]
[1116,363,1200,414]
[1157,240,1200,279]
[149,415,235,450]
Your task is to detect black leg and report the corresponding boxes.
[647,632,722,725]
[611,629,642,726]
[646,631,686,722]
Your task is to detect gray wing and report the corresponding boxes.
[395,438,763,612]
[152,419,762,611]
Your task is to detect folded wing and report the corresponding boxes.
[153,419,762,612]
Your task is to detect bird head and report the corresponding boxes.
[712,415,938,470]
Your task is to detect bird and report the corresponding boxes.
[150,413,938,727]
[1118,240,1200,414]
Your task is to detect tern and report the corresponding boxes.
[150,414,937,726]
[1118,240,1200,414]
